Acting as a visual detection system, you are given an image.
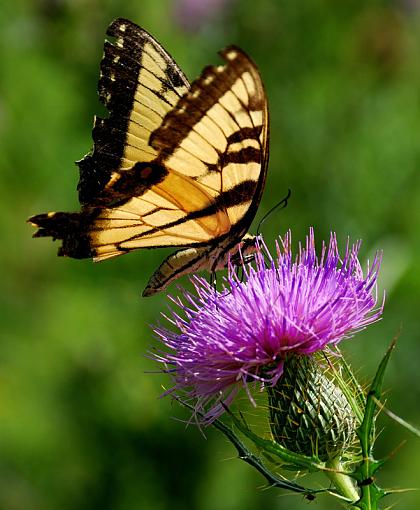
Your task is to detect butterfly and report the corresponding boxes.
[28,18,269,296]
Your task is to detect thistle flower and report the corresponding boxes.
[153,229,383,425]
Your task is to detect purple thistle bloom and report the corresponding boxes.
[153,229,383,423]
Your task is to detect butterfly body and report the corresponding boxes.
[143,233,257,296]
[29,18,269,296]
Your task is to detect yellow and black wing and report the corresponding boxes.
[78,18,190,205]
[29,18,269,289]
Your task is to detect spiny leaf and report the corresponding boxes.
[352,340,397,509]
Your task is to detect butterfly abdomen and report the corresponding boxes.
[143,245,217,297]
[143,234,257,296]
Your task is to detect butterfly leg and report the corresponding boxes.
[208,270,218,293]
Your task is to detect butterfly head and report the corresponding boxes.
[227,233,259,267]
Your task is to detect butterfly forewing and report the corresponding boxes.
[151,47,268,240]
[78,18,189,204]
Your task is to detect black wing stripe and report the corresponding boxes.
[226,126,262,144]
[223,147,261,164]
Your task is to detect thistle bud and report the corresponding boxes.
[267,354,357,462]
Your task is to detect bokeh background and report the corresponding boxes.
[2,1,420,509]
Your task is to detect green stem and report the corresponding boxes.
[325,457,359,504]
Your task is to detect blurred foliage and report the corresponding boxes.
[1,0,420,508]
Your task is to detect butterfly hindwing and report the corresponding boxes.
[29,18,269,295]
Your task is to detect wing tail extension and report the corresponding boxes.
[28,212,94,259]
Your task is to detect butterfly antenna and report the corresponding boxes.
[256,188,292,237]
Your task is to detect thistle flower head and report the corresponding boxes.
[153,229,383,423]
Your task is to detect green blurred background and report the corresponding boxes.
[2,0,420,508]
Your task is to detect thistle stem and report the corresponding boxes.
[325,457,359,504]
